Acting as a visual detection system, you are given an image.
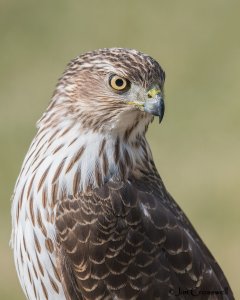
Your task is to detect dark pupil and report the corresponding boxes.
[115,78,124,87]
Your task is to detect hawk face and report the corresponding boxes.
[54,48,165,134]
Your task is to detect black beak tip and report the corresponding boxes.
[158,100,165,123]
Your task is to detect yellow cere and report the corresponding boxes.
[147,88,161,98]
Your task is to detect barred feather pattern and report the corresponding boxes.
[11,96,154,300]
[11,48,234,300]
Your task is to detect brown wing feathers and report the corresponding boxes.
[56,178,233,300]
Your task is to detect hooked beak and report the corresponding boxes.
[144,88,165,123]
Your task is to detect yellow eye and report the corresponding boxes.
[109,75,130,92]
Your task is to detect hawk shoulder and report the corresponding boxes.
[56,177,233,300]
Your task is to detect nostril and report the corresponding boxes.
[147,93,152,98]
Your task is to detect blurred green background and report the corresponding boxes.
[1,0,239,299]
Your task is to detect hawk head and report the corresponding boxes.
[49,48,165,135]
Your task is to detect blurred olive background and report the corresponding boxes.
[1,0,239,299]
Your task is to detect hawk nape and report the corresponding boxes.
[11,48,234,300]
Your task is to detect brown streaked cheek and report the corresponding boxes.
[74,70,105,98]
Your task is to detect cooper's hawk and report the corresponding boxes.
[11,48,234,299]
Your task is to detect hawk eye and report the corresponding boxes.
[109,75,130,92]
